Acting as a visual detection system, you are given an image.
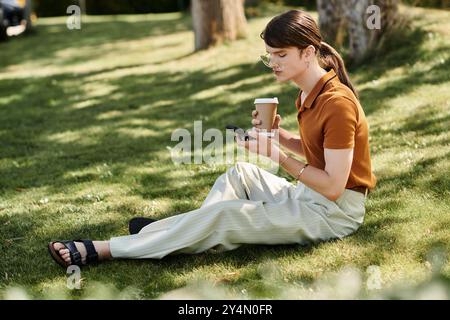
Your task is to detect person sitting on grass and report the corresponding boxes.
[48,9,377,268]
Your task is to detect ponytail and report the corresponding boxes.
[319,41,358,98]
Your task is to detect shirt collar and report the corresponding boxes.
[296,69,337,112]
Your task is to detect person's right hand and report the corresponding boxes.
[251,110,282,130]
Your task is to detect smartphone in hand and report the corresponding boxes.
[225,124,251,141]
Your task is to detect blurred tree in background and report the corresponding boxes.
[191,0,247,51]
[317,0,400,63]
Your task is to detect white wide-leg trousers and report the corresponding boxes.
[109,162,365,259]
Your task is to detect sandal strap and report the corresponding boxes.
[63,241,83,266]
[76,239,98,264]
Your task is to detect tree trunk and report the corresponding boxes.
[79,0,87,15]
[191,0,248,51]
[24,0,33,31]
[316,0,344,46]
[367,0,399,51]
[317,0,399,62]
[345,0,370,62]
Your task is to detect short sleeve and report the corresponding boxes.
[323,97,358,149]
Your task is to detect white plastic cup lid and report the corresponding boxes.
[254,97,279,104]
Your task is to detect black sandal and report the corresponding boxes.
[48,239,98,268]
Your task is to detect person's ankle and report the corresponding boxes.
[93,241,112,261]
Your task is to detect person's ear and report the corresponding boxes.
[305,45,316,59]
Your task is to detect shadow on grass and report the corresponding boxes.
[393,103,450,137]
[0,61,291,198]
[373,152,450,198]
[0,13,192,70]
[358,53,450,116]
[349,15,450,116]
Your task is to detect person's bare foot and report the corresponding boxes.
[52,241,111,266]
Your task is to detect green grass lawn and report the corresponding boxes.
[0,6,449,299]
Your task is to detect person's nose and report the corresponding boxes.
[269,58,279,69]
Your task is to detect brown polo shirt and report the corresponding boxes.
[296,69,377,190]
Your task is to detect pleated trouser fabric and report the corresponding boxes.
[109,162,366,259]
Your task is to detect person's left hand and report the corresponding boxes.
[235,128,282,162]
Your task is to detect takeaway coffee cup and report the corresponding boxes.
[254,97,278,136]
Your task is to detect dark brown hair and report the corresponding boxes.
[260,10,358,98]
